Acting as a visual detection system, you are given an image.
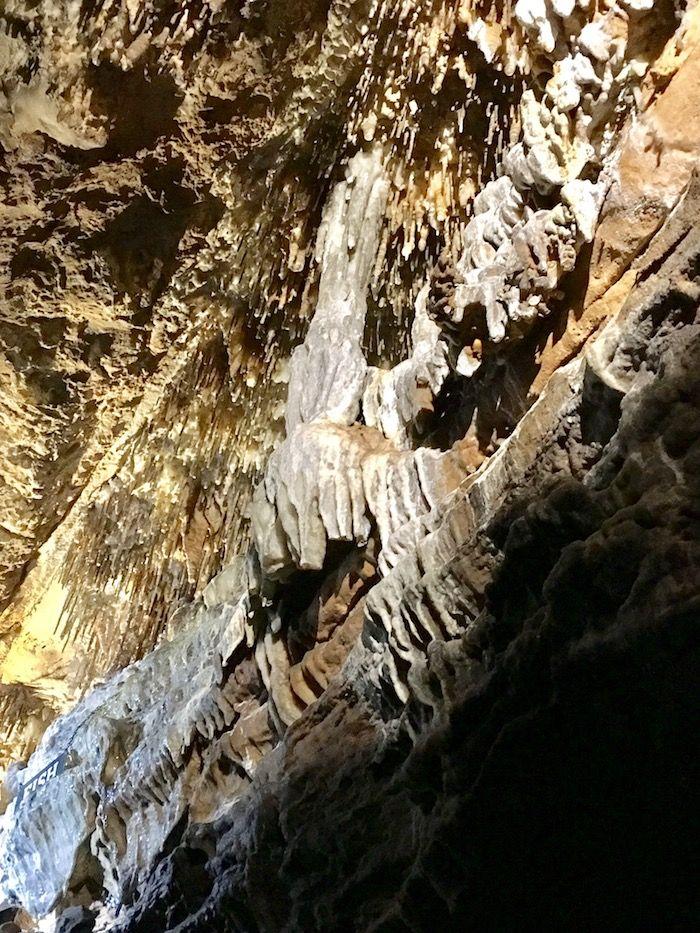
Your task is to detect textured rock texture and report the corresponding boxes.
[0,0,698,930]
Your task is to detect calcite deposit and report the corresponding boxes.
[0,0,698,929]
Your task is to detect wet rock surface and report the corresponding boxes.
[109,178,700,932]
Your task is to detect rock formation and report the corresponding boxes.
[0,0,698,929]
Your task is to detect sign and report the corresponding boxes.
[15,751,69,808]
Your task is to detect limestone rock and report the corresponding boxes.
[0,0,697,930]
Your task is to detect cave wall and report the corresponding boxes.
[0,0,698,930]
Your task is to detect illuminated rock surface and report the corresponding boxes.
[0,0,698,929]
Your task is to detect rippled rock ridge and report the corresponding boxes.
[0,0,698,930]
